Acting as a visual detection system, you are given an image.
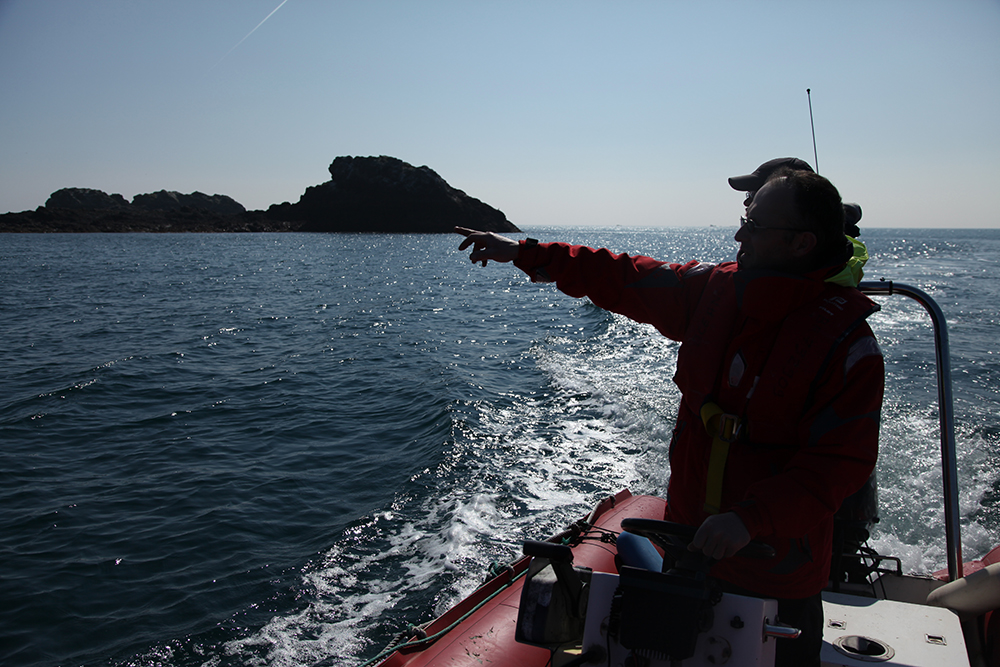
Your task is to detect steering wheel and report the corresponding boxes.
[621,518,776,560]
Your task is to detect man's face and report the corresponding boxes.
[734,179,808,272]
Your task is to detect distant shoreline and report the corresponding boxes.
[0,207,516,234]
[0,208,304,233]
[1,157,522,234]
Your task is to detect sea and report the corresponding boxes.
[2,227,998,667]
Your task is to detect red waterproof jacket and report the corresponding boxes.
[514,241,884,598]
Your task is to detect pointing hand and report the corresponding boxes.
[455,227,521,266]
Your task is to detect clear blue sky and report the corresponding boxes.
[1,0,998,228]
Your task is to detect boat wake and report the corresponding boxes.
[216,295,999,667]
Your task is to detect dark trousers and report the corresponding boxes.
[717,580,824,667]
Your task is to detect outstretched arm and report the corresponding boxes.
[458,228,707,340]
[455,227,520,266]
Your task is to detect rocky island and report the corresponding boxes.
[0,156,520,234]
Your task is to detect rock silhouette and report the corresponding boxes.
[45,188,131,210]
[268,156,515,233]
[1,156,519,234]
[132,190,246,215]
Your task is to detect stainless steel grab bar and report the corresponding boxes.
[859,280,962,581]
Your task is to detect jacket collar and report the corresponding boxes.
[733,268,830,322]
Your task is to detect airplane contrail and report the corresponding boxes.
[212,0,290,69]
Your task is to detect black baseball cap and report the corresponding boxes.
[730,157,864,235]
[728,157,815,192]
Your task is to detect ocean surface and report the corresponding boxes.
[2,227,998,667]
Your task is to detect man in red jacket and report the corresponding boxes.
[456,163,884,667]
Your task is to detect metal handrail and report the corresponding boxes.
[858,280,962,581]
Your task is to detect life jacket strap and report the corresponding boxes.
[700,401,741,515]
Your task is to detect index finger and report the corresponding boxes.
[456,227,485,251]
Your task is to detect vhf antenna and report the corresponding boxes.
[806,88,819,173]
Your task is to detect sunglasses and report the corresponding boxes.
[739,216,805,234]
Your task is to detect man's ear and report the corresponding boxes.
[792,230,817,258]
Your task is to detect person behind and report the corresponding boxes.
[454,164,884,667]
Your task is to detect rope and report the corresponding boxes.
[356,567,528,667]
[355,521,606,667]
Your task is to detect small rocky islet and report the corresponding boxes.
[0,156,519,234]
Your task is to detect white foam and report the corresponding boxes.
[220,290,1000,665]
[869,396,1000,574]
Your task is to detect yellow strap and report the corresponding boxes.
[700,402,740,515]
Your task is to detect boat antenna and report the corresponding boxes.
[806,88,819,173]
